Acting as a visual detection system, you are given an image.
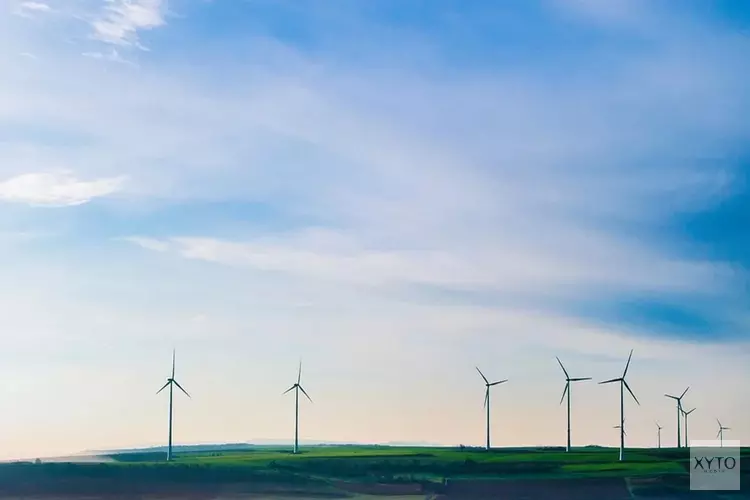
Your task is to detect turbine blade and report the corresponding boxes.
[489,379,507,386]
[475,366,488,384]
[717,419,722,427]
[665,394,678,400]
[555,356,569,378]
[717,429,721,438]
[483,388,488,408]
[156,381,170,395]
[570,377,591,382]
[599,378,621,384]
[559,382,569,405]
[283,385,296,395]
[623,380,640,406]
[623,349,633,377]
[680,386,690,399]
[173,380,191,398]
[297,360,302,385]
[299,385,313,403]
[172,349,176,379]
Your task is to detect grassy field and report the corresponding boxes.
[2,446,748,498]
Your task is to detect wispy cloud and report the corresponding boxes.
[122,236,170,252]
[0,172,125,207]
[82,48,136,66]
[91,0,166,48]
[124,230,731,301]
[15,1,52,17]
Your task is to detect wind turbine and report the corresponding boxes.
[476,367,507,451]
[655,421,663,449]
[283,361,313,454]
[156,349,191,462]
[599,349,639,461]
[614,422,627,437]
[555,357,591,452]
[664,387,689,448]
[716,419,730,447]
[681,407,695,447]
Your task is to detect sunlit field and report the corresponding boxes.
[2,445,747,498]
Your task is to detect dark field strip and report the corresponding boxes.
[1,447,747,498]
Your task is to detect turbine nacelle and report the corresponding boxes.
[475,367,507,388]
[665,387,690,410]
[556,357,591,405]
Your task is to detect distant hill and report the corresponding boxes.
[89,440,451,455]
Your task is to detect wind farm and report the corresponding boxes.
[5,0,750,497]
[1,349,745,500]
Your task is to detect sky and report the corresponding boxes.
[0,0,749,460]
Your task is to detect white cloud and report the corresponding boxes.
[91,0,166,48]
[0,172,125,207]
[125,231,730,300]
[122,236,171,252]
[15,1,52,17]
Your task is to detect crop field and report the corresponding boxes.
[1,446,748,498]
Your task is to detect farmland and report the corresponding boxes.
[0,445,748,498]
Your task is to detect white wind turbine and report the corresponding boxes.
[283,361,313,454]
[156,349,191,462]
[681,407,695,447]
[599,349,639,461]
[664,387,689,448]
[555,356,591,452]
[476,367,507,451]
[655,421,663,449]
[716,419,730,447]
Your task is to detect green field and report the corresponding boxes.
[2,446,748,498]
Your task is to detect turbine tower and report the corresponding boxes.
[614,421,627,437]
[555,356,591,452]
[283,361,313,454]
[476,367,507,451]
[156,349,191,462]
[682,407,695,447]
[716,419,730,447]
[655,421,663,449]
[599,349,639,461]
[664,387,689,448]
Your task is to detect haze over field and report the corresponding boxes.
[0,0,749,461]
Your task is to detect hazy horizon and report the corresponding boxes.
[1,0,748,461]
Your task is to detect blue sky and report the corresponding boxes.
[0,0,748,459]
